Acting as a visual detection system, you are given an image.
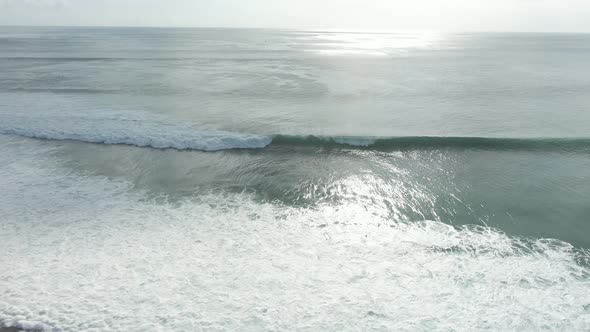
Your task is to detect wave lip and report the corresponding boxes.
[271,135,590,151]
[0,112,272,151]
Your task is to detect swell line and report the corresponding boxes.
[1,111,588,152]
[2,130,589,152]
[270,135,590,151]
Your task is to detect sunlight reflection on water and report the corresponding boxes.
[302,31,444,56]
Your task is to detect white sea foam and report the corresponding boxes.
[0,110,272,151]
[0,135,589,331]
[0,109,379,151]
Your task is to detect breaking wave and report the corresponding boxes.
[0,111,272,151]
[1,111,589,152]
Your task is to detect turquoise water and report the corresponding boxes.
[0,27,589,331]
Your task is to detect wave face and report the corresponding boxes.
[0,111,272,151]
[1,135,590,331]
[271,135,590,151]
[2,111,589,153]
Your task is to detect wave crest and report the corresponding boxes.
[272,135,590,151]
[0,111,272,151]
[2,111,589,152]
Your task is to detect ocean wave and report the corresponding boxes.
[0,112,272,151]
[1,111,589,152]
[271,135,590,151]
[7,87,118,94]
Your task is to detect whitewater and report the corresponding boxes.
[1,135,589,331]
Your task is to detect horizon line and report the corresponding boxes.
[1,24,590,34]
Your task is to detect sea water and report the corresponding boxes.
[1,27,589,331]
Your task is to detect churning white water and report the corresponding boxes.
[1,135,589,332]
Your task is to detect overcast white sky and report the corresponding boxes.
[1,0,590,32]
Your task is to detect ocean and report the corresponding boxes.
[0,27,589,331]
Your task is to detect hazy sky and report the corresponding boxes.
[1,0,590,32]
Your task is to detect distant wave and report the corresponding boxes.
[0,56,110,60]
[8,87,118,94]
[1,111,589,152]
[0,56,288,62]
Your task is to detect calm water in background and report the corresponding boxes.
[0,27,589,331]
